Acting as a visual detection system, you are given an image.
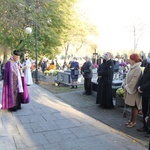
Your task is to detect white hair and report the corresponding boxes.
[84,55,90,60]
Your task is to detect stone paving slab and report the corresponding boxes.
[0,81,149,150]
[55,91,149,147]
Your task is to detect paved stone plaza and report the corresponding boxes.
[0,80,149,150]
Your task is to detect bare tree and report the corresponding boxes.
[133,23,146,52]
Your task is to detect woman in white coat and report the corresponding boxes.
[122,53,142,128]
[23,57,33,86]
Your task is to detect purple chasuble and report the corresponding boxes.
[1,60,30,109]
[21,76,30,103]
[2,60,18,109]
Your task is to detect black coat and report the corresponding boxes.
[139,63,150,97]
[96,59,114,108]
[97,59,114,84]
[141,59,147,67]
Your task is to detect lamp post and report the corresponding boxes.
[25,23,39,84]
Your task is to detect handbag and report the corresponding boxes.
[74,69,79,75]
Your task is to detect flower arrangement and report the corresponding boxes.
[116,87,125,107]
[53,70,58,76]
[44,70,50,75]
[119,62,127,67]
[47,64,56,70]
[44,69,58,76]
[116,88,125,99]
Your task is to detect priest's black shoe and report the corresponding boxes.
[83,92,87,95]
[17,106,21,110]
[9,106,17,111]
[145,129,150,138]
[86,93,91,95]
[137,127,147,132]
[145,133,150,138]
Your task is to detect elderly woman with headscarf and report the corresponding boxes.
[122,53,142,128]
[70,57,79,89]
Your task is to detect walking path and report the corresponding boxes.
[0,80,149,150]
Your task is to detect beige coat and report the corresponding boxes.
[122,62,142,109]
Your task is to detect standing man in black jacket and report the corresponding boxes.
[137,52,150,138]
[81,55,93,95]
[96,52,114,109]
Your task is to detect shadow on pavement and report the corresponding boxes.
[54,90,149,147]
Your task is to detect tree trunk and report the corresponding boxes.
[64,44,69,62]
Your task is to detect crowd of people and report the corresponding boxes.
[97,52,150,138]
[1,49,150,138]
[79,51,150,138]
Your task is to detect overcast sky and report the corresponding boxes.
[78,0,150,55]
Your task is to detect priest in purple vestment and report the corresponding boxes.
[1,50,30,111]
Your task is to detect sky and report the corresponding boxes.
[78,0,150,55]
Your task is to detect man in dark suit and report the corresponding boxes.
[137,52,150,138]
[81,56,93,95]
